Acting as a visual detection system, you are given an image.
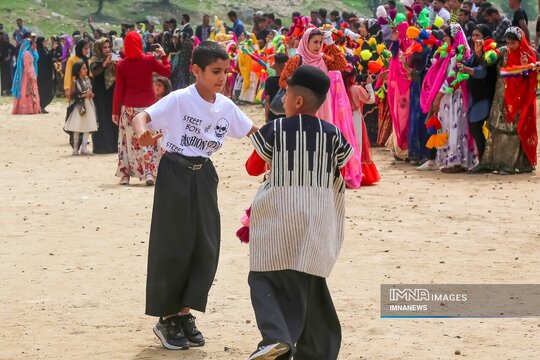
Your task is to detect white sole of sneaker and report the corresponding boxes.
[188,340,205,347]
[249,342,290,360]
[153,325,189,350]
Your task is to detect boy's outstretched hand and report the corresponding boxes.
[139,130,163,147]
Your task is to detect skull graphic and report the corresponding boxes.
[214,118,229,139]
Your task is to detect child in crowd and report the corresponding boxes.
[131,41,256,350]
[246,65,353,360]
[63,61,97,156]
[344,68,381,185]
[153,75,172,100]
[264,53,288,122]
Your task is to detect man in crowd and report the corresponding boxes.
[12,18,29,46]
[430,0,451,26]
[228,11,245,39]
[179,14,194,37]
[449,0,464,24]
[196,15,211,42]
[485,7,512,46]
[508,0,530,42]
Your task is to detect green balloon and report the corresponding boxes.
[418,16,429,29]
[395,13,406,25]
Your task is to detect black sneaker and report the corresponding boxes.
[249,342,290,360]
[153,316,189,350]
[179,313,205,347]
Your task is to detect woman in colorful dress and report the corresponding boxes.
[112,31,171,185]
[170,32,195,90]
[481,27,537,174]
[12,38,40,115]
[421,24,478,173]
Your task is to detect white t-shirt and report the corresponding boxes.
[146,85,253,157]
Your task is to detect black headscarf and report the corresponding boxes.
[74,39,89,69]
[476,24,492,40]
[468,24,497,103]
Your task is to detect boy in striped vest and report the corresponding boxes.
[246,65,353,360]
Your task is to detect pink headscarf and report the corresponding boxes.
[296,27,328,72]
[421,25,470,114]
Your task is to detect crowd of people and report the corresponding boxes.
[1,0,540,359]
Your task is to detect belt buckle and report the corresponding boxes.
[190,164,202,171]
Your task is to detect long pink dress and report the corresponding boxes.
[328,70,362,189]
[12,52,41,115]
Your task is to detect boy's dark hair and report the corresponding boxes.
[484,7,500,16]
[292,11,301,18]
[182,14,190,22]
[228,11,238,18]
[274,53,289,65]
[330,10,340,17]
[275,18,282,27]
[265,13,275,20]
[192,41,229,70]
[319,8,328,18]
[286,65,330,110]
[72,60,85,78]
[459,8,471,17]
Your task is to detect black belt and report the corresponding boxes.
[164,152,209,171]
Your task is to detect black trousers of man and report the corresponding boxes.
[249,270,342,360]
[146,152,220,316]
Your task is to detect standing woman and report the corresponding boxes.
[90,38,118,154]
[112,31,171,186]
[170,32,195,90]
[482,27,537,174]
[12,39,40,115]
[459,24,498,172]
[64,40,90,100]
[36,37,56,113]
[0,33,16,96]
[279,27,347,123]
[421,24,477,173]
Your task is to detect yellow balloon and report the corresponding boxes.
[360,50,373,61]
[433,16,444,29]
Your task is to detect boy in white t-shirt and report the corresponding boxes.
[132,41,256,350]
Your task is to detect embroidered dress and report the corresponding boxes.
[249,115,353,278]
[12,50,41,115]
[116,106,161,179]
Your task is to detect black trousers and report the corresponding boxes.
[145,152,220,316]
[469,120,486,161]
[249,270,341,360]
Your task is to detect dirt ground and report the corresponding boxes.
[1,97,539,360]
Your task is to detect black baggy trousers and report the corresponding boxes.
[248,270,342,360]
[145,152,220,316]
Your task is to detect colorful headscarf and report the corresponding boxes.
[296,27,328,72]
[60,35,73,63]
[11,39,39,99]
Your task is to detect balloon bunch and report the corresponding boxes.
[445,45,470,94]
[401,0,430,29]
[482,39,499,65]
[352,36,391,74]
[376,6,406,28]
[425,115,448,149]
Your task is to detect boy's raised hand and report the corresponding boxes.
[138,130,163,147]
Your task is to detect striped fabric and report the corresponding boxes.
[249,115,353,278]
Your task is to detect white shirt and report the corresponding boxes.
[430,7,451,25]
[146,85,253,157]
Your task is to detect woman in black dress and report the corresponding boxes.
[36,37,56,113]
[89,38,118,154]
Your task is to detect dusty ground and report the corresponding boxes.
[1,97,540,360]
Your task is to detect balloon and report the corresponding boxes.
[406,26,421,39]
[433,16,444,29]
[395,13,406,25]
[360,49,373,61]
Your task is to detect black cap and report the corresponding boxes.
[286,65,330,97]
